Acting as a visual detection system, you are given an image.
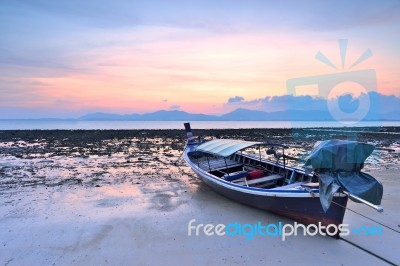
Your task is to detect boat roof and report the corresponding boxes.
[196,139,263,157]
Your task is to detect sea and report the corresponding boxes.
[0,120,399,130]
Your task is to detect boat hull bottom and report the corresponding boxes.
[200,174,348,229]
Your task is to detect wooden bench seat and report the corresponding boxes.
[224,171,248,181]
[233,174,284,186]
[213,163,242,171]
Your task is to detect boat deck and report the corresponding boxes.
[187,150,312,189]
[194,157,241,171]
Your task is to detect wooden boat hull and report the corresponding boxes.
[185,148,348,227]
[201,171,348,226]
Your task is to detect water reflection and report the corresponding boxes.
[0,132,398,192]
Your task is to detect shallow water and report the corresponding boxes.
[1,120,400,130]
[0,129,398,190]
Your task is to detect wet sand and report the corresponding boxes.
[0,129,399,265]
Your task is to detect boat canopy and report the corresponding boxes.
[196,139,262,157]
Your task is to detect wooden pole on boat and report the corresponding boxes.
[206,154,211,171]
[224,157,229,176]
[342,191,384,213]
[283,147,286,179]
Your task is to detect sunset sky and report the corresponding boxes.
[1,0,400,118]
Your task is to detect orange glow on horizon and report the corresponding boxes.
[11,31,399,116]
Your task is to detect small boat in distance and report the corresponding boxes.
[182,123,383,236]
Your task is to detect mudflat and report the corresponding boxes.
[0,128,399,265]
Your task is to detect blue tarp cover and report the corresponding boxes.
[304,140,383,212]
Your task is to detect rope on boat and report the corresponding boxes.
[173,141,188,166]
[172,152,199,180]
[330,200,399,265]
[331,200,400,234]
[339,237,397,266]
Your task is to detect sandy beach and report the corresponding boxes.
[0,128,399,265]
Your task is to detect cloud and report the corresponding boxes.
[169,104,181,110]
[1,1,399,119]
[225,92,400,114]
[4,1,398,36]
[227,96,245,104]
[337,94,359,113]
[365,91,400,114]
[226,95,326,112]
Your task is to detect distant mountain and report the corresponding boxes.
[77,109,400,121]
[382,110,400,121]
[79,112,141,120]
[140,110,216,121]
[219,108,333,121]
[79,110,217,121]
[220,108,270,120]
